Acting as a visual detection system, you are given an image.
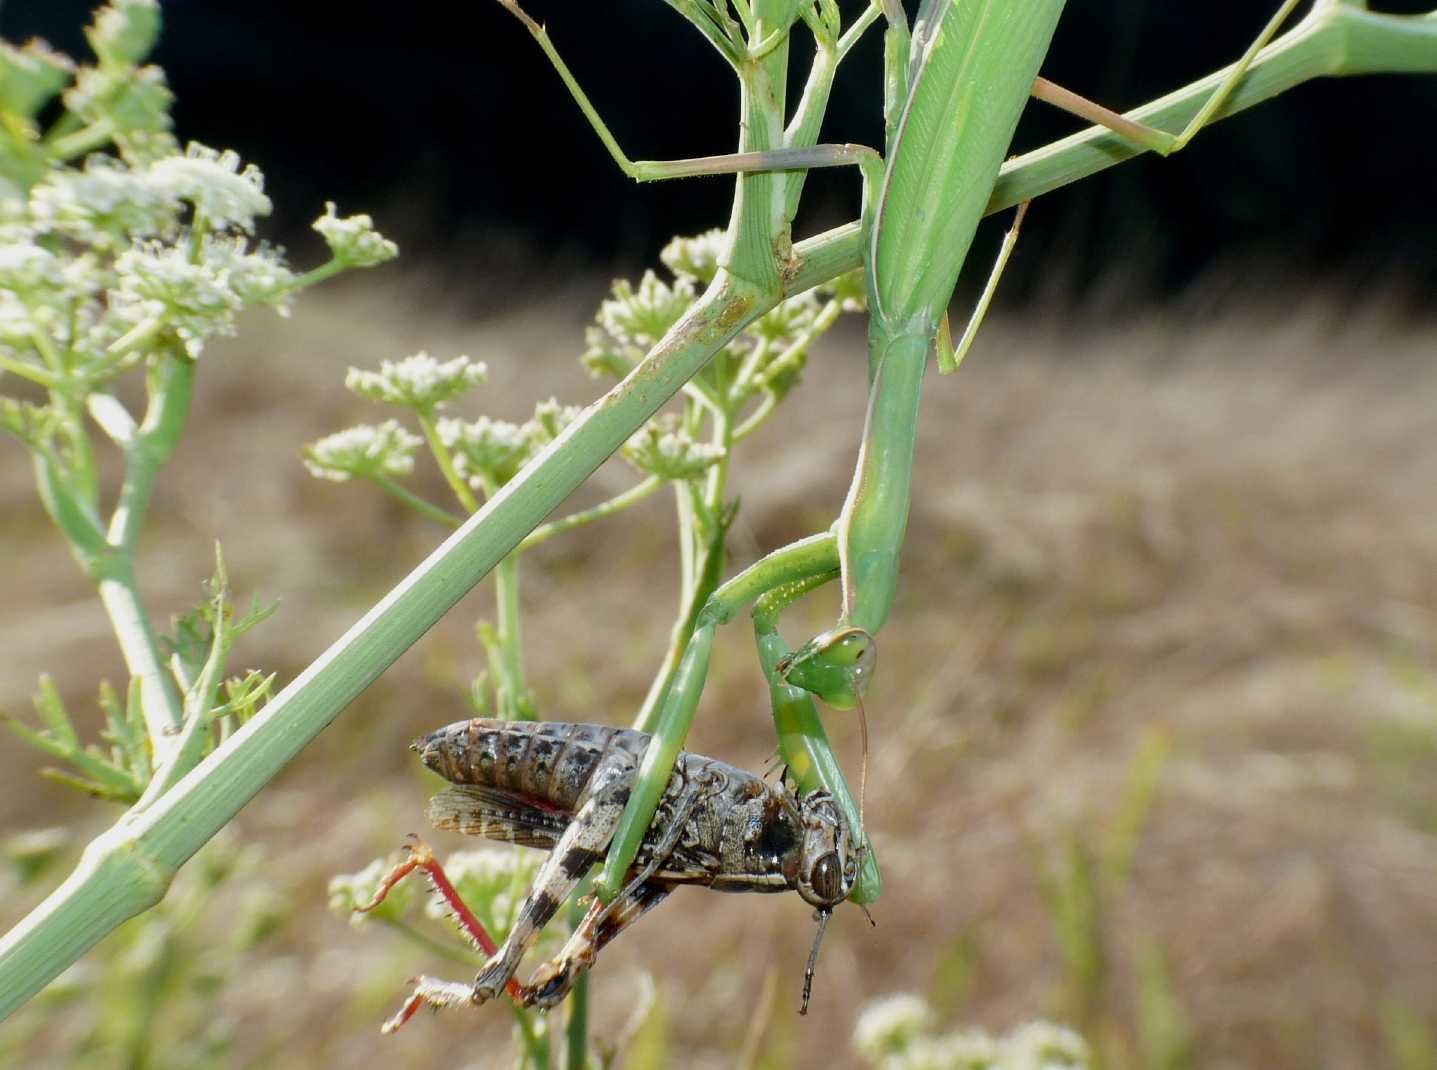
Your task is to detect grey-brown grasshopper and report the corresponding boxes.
[358,718,863,1030]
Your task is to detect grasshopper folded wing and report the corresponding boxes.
[427,785,572,850]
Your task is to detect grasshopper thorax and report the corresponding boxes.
[794,791,858,909]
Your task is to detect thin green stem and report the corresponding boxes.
[28,326,65,375]
[493,554,529,720]
[738,297,842,403]
[512,1002,550,1069]
[417,411,481,514]
[106,316,163,360]
[47,118,114,161]
[56,399,100,512]
[109,356,193,552]
[732,393,777,442]
[565,971,589,1070]
[730,336,772,400]
[0,353,56,387]
[837,1,883,60]
[674,481,698,613]
[371,474,465,528]
[286,259,347,292]
[95,569,184,762]
[517,475,663,551]
[630,488,713,736]
[661,0,743,65]
[701,407,731,517]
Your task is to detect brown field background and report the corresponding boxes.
[2,271,1435,1069]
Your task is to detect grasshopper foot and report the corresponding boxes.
[380,975,479,1034]
[472,957,520,1004]
[521,950,593,1010]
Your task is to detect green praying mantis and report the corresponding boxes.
[492,0,1308,911]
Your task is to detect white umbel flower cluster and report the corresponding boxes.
[854,994,1089,1070]
[853,993,934,1057]
[622,414,726,481]
[302,420,422,482]
[438,414,533,489]
[595,270,697,349]
[437,398,580,493]
[148,143,270,231]
[29,154,171,246]
[346,352,489,411]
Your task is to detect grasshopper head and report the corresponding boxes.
[795,791,858,909]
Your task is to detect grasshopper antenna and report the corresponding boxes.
[800,908,832,1015]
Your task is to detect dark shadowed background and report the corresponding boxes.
[4,0,1437,302]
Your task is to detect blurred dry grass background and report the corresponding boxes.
[2,272,1435,1068]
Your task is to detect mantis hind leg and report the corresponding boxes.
[1031,0,1303,156]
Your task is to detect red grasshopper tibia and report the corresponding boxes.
[354,834,524,1031]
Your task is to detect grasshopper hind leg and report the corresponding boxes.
[515,769,712,1007]
[471,777,633,1002]
[522,881,674,1010]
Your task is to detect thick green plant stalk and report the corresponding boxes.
[3,0,1434,1022]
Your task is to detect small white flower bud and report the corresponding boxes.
[660,228,726,284]
[149,143,270,231]
[313,202,398,268]
[596,270,696,348]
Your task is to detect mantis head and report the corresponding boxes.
[776,625,877,709]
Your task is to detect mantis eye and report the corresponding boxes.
[809,851,843,904]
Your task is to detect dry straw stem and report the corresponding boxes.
[1,0,1434,1022]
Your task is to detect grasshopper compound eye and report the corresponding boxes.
[808,851,844,904]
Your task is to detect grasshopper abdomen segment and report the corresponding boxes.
[414,718,649,813]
